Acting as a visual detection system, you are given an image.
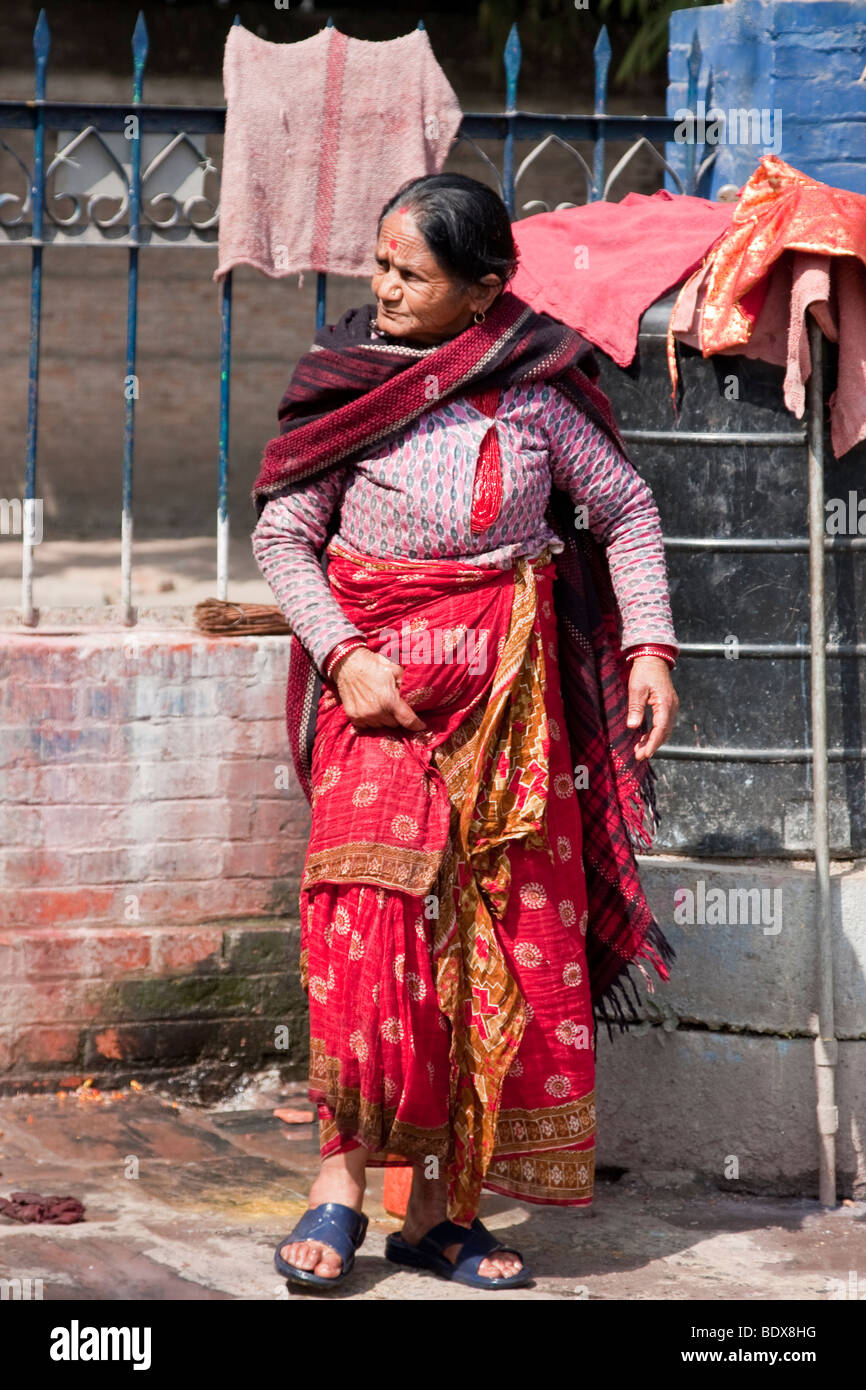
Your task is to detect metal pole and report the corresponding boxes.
[22,10,50,627]
[315,271,326,330]
[217,269,232,600]
[121,12,148,626]
[215,12,243,602]
[807,318,837,1208]
[683,31,701,196]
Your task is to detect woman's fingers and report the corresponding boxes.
[626,656,679,762]
[336,650,401,724]
[351,710,399,729]
[635,701,678,759]
[392,696,427,732]
[334,647,428,731]
[347,698,426,733]
[634,711,673,761]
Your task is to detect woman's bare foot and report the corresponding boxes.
[400,1166,524,1280]
[279,1149,367,1280]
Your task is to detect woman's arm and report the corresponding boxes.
[252,477,425,732]
[546,393,679,758]
[251,472,366,675]
[546,393,679,654]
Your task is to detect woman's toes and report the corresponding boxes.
[479,1253,522,1279]
[313,1247,343,1279]
[287,1241,315,1270]
[281,1239,343,1277]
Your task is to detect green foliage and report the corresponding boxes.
[598,0,705,82]
[475,0,705,90]
[476,0,596,86]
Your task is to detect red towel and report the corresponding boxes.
[511,190,733,367]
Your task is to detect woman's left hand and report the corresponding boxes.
[626,655,679,762]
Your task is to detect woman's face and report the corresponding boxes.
[371,208,502,345]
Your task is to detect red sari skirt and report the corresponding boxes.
[298,540,595,1222]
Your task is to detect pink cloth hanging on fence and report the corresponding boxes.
[215,23,463,281]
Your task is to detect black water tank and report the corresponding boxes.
[594,288,866,859]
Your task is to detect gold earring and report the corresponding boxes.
[473,309,486,325]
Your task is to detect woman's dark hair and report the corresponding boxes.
[377,173,519,293]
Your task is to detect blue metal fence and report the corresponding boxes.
[0,8,711,625]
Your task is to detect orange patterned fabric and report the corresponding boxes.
[668,155,866,399]
[431,551,550,1219]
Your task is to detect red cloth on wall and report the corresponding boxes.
[510,190,733,368]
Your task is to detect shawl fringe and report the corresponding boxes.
[594,918,677,1044]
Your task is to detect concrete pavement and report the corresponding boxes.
[1,1071,864,1302]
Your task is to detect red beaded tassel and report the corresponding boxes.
[465,388,503,533]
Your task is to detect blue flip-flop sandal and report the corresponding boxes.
[274,1202,369,1290]
[385,1216,532,1289]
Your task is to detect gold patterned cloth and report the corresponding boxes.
[668,155,866,456]
[431,553,551,1220]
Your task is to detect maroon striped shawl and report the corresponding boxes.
[253,288,674,1029]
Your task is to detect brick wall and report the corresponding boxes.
[0,628,311,1090]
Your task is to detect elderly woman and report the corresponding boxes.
[252,172,679,1291]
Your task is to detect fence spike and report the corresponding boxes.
[593,24,611,115]
[687,28,702,85]
[33,8,50,68]
[132,11,149,68]
[683,29,702,196]
[504,22,521,111]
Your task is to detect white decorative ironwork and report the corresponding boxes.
[0,139,33,227]
[0,127,220,244]
[515,132,593,214]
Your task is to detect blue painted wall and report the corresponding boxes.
[666,0,866,197]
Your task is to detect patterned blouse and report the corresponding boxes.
[252,380,678,675]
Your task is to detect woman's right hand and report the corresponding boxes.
[333,647,427,732]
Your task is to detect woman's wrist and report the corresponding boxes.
[323,636,369,683]
[623,643,678,670]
